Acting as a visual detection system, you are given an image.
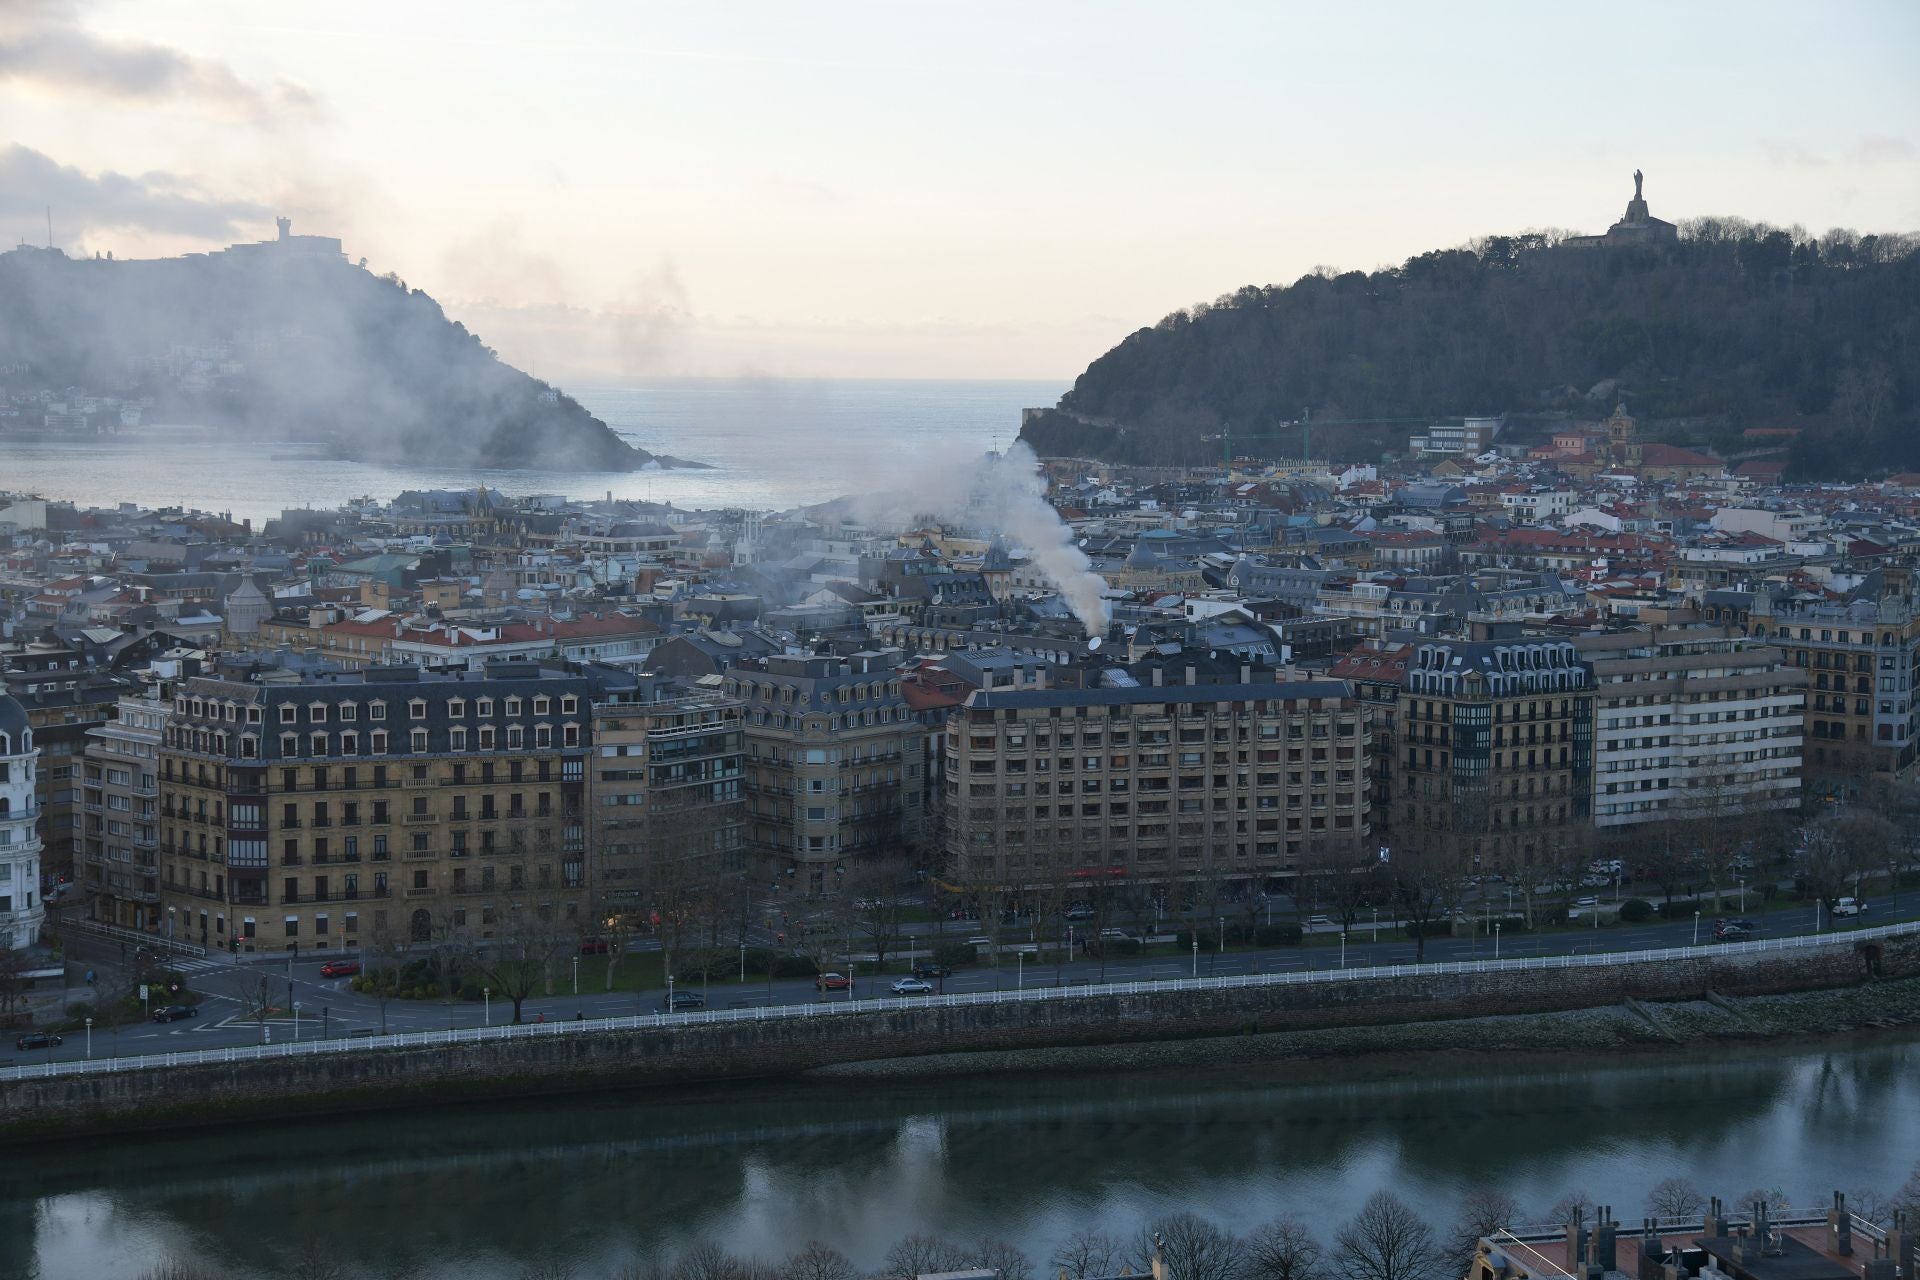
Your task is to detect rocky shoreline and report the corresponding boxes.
[807,974,1920,1080]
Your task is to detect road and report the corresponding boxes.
[12,896,1903,1067]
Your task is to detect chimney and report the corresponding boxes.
[1642,1219,1662,1263]
[1595,1207,1618,1271]
[1831,1192,1853,1258]
[1566,1208,1588,1275]
[1886,1212,1917,1280]
[1705,1198,1728,1241]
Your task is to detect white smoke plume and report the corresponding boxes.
[850,440,1109,638]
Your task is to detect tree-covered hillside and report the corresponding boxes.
[1022,223,1919,478]
[0,245,659,472]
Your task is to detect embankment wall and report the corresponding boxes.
[3,933,1910,1144]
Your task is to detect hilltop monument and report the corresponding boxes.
[1565,169,1679,249]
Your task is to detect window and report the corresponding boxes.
[339,703,358,722]
[408,699,428,719]
[448,699,467,718]
[410,729,429,752]
[369,702,387,721]
[279,705,298,725]
[371,730,389,754]
[477,698,494,717]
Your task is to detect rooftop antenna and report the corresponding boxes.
[46,205,53,249]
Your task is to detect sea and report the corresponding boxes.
[0,377,1067,527]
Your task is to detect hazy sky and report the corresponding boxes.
[5,0,1919,380]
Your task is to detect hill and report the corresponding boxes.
[0,239,673,472]
[1021,222,1920,479]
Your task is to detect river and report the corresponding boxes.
[0,377,1066,527]
[4,1032,1916,1280]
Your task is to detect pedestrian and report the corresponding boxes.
[85,968,95,986]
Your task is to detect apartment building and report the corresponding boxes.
[1741,568,1920,796]
[157,664,590,952]
[943,680,1371,895]
[1576,627,1805,829]
[0,694,45,950]
[588,674,745,910]
[1,667,130,881]
[77,687,168,929]
[727,652,926,893]
[1392,633,1593,873]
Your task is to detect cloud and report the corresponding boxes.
[1849,135,1918,165]
[1760,134,1919,170]
[0,144,270,241]
[0,0,318,122]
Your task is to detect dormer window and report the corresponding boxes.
[533,696,551,716]
[448,699,467,718]
[339,704,358,722]
[560,695,579,715]
[279,705,297,725]
[369,702,387,721]
[505,697,523,717]
[309,702,330,723]
[477,698,494,717]
[408,699,428,719]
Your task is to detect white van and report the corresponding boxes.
[1833,897,1865,917]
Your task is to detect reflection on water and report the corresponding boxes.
[4,1034,1917,1280]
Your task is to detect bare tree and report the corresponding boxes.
[1644,1177,1705,1220]
[883,1235,969,1278]
[1334,1191,1440,1280]
[464,904,568,1024]
[1243,1217,1324,1280]
[1301,838,1377,943]
[1445,1190,1519,1276]
[0,943,32,1029]
[1543,1191,1594,1224]
[1051,1230,1127,1280]
[1733,1189,1792,1217]
[1133,1213,1245,1280]
[363,922,410,1036]
[972,1238,1033,1280]
[1890,1161,1920,1219]
[672,1241,744,1280]
[846,852,916,973]
[778,1243,857,1280]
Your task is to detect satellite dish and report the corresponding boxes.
[1087,636,1102,652]
[1077,538,1089,548]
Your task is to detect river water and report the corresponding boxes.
[0,377,1065,527]
[4,1033,1916,1280]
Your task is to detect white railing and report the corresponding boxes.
[3,919,1912,1086]
[53,915,206,958]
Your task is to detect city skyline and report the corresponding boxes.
[3,0,1918,380]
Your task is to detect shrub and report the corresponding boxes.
[1254,923,1304,947]
[932,942,977,969]
[1658,900,1699,919]
[1618,898,1653,923]
[770,955,819,979]
[1404,920,1452,938]
[1098,938,1143,957]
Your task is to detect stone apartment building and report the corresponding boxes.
[943,680,1371,897]
[1392,632,1594,875]
[587,674,745,912]
[726,652,926,893]
[1739,568,1920,799]
[78,687,169,929]
[157,664,591,952]
[0,694,45,950]
[1575,626,1805,830]
[1,666,131,883]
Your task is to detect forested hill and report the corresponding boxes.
[1021,224,1920,478]
[0,244,661,472]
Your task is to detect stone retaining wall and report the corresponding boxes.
[3,934,1909,1144]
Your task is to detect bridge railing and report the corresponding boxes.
[4,919,1911,1084]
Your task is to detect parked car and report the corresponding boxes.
[662,990,705,1012]
[911,962,950,980]
[1725,917,1760,932]
[1064,906,1095,921]
[815,972,851,991]
[152,1003,199,1023]
[1713,920,1751,941]
[13,1031,62,1051]
[1833,897,1866,917]
[891,977,934,996]
[578,939,610,955]
[318,960,361,978]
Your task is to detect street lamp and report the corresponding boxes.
[1017,950,1024,991]
[1494,922,1502,960]
[1693,910,1701,945]
[1191,932,1199,976]
[1739,878,1747,912]
[293,1001,302,1041]
[483,986,492,1025]
[739,939,747,984]
[1217,916,1225,954]
[572,954,580,996]
[85,1017,93,1060]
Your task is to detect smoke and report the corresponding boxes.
[853,440,1109,638]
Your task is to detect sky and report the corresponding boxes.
[4,0,1919,381]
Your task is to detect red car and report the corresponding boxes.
[319,960,362,978]
[815,972,851,991]
[579,939,611,955]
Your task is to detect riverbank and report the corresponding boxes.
[810,970,1920,1080]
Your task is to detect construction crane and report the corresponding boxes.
[1219,409,1434,466]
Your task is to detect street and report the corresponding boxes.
[13,895,1904,1067]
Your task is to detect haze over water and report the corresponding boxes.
[4,1035,1917,1280]
[0,378,1065,526]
